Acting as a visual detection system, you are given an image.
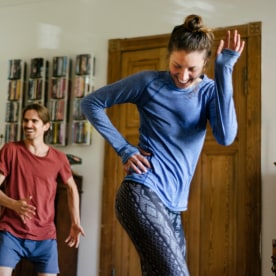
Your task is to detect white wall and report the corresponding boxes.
[0,0,275,275]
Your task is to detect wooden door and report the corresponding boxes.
[99,22,261,276]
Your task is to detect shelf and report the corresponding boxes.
[71,54,95,145]
[47,56,71,146]
[4,59,26,143]
[4,54,96,146]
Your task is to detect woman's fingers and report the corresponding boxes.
[216,30,245,55]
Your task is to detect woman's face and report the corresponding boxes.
[169,49,207,89]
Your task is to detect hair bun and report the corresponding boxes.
[184,14,203,32]
[167,14,214,58]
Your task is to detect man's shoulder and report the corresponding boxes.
[48,146,66,156]
[1,141,23,151]
[48,146,68,162]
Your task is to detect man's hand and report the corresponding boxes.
[13,196,36,224]
[65,223,85,248]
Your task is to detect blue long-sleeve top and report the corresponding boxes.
[81,49,239,211]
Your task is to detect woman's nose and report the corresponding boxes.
[179,69,189,81]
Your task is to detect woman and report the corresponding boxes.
[81,14,244,276]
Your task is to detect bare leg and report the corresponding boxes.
[0,267,13,276]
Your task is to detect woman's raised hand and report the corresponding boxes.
[216,30,245,56]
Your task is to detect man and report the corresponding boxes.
[0,103,85,276]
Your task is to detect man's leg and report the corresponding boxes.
[0,267,13,276]
[0,232,21,275]
[26,239,59,275]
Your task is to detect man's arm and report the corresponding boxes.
[0,173,5,216]
[64,176,85,248]
[0,172,36,223]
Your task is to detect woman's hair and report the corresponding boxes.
[22,103,51,136]
[168,14,214,59]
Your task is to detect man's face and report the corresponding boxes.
[22,109,50,141]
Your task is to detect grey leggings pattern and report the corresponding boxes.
[115,181,190,276]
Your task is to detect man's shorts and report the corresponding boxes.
[0,231,59,274]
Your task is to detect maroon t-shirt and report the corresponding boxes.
[0,141,72,240]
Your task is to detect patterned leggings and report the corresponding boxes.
[115,181,190,276]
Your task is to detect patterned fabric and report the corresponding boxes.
[115,181,190,276]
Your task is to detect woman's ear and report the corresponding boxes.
[203,58,210,71]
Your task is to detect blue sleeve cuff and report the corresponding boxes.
[118,145,139,164]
